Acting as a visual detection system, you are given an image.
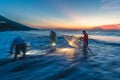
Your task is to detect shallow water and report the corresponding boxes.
[0,30,120,80]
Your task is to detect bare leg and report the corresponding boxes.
[22,44,26,59]
[22,52,26,58]
[14,53,18,61]
[83,43,88,56]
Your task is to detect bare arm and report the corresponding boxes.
[10,39,16,54]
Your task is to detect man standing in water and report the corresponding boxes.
[82,30,88,52]
[48,31,57,53]
[50,31,57,47]
[10,36,27,61]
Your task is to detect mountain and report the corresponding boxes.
[0,15,36,31]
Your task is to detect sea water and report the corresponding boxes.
[0,30,120,80]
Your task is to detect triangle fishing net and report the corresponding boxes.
[63,35,82,48]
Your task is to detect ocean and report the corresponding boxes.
[0,30,120,80]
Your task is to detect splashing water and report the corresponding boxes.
[63,35,82,48]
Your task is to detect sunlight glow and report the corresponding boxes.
[0,0,120,30]
[57,48,80,59]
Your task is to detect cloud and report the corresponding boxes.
[100,0,120,9]
[100,24,120,30]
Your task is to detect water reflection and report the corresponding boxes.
[90,35,120,44]
[26,48,82,59]
[26,50,46,55]
[57,48,81,59]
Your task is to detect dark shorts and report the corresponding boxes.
[15,44,26,54]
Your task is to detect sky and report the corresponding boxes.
[0,0,120,30]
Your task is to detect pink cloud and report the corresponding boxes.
[101,24,120,30]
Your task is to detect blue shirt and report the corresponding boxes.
[13,36,26,45]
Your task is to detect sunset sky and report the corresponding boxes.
[0,0,120,30]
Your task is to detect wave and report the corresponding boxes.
[89,35,120,46]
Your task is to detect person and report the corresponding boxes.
[48,31,57,53]
[81,30,88,52]
[50,31,57,47]
[10,36,27,61]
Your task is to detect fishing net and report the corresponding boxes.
[63,35,82,48]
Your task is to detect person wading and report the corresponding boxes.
[80,30,89,55]
[48,31,57,53]
[50,31,57,47]
[10,36,27,61]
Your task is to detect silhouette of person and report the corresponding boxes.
[82,30,88,52]
[50,31,57,47]
[10,36,27,61]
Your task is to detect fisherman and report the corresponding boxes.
[50,31,57,47]
[80,30,88,53]
[9,36,27,61]
[48,31,57,53]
